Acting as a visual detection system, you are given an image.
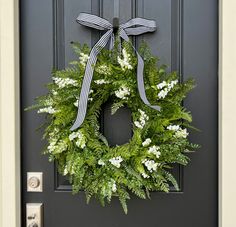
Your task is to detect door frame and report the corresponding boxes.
[0,0,235,226]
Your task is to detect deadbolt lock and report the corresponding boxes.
[28,177,40,188]
[27,172,43,192]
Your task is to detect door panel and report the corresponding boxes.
[21,0,218,226]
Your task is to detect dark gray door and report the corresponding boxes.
[21,0,218,226]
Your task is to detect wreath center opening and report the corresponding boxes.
[100,101,133,147]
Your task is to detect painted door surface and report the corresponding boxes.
[21,0,218,226]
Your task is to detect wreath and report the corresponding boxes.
[29,41,199,213]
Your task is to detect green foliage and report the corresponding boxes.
[29,41,200,213]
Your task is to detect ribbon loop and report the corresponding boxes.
[71,13,160,131]
[76,13,112,30]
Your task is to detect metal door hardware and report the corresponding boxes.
[28,222,38,227]
[27,172,43,192]
[26,203,43,227]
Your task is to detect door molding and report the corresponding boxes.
[0,0,235,226]
[0,0,21,226]
[219,0,236,226]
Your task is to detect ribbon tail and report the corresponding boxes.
[120,29,160,112]
[70,30,113,131]
[136,51,161,111]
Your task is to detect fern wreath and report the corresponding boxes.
[31,41,199,213]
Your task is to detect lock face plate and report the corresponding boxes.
[27,172,43,192]
[26,203,43,227]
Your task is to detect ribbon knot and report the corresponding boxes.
[70,13,160,131]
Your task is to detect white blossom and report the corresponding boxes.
[142,159,158,173]
[174,128,189,138]
[141,173,150,179]
[38,106,56,114]
[157,79,178,99]
[69,131,86,149]
[69,132,79,141]
[52,90,58,95]
[94,79,109,85]
[148,145,161,158]
[63,164,76,176]
[142,138,152,147]
[47,139,57,153]
[52,77,78,89]
[44,98,53,106]
[134,109,149,129]
[117,48,133,70]
[63,165,68,176]
[47,139,67,154]
[168,80,178,89]
[157,88,169,99]
[73,99,79,107]
[75,140,86,149]
[79,53,90,67]
[167,125,180,131]
[134,121,143,129]
[96,64,112,75]
[108,179,117,192]
[109,156,123,168]
[115,86,131,100]
[112,182,117,192]
[98,159,105,166]
[157,81,167,89]
[167,124,189,139]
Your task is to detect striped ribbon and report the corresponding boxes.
[70,13,160,130]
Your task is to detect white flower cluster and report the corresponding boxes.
[74,99,79,107]
[142,159,158,173]
[112,182,117,192]
[115,86,130,100]
[109,156,123,168]
[44,98,53,106]
[141,172,150,179]
[52,90,58,95]
[73,99,79,107]
[167,125,180,131]
[110,179,117,192]
[107,179,117,192]
[47,139,57,153]
[117,49,133,70]
[157,80,178,99]
[142,138,152,147]
[47,139,67,154]
[63,166,69,175]
[148,145,161,159]
[69,131,86,149]
[63,164,76,176]
[38,106,56,114]
[175,128,189,138]
[96,64,112,75]
[167,124,189,138]
[52,77,78,89]
[134,109,149,129]
[79,52,90,67]
[98,159,105,166]
[94,79,109,85]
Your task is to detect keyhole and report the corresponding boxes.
[100,101,133,146]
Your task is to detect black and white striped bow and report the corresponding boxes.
[70,13,160,130]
